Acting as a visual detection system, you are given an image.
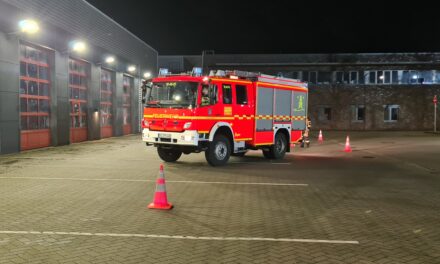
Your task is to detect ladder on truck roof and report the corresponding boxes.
[209,69,308,88]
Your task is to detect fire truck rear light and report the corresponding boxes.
[142,120,149,128]
[183,122,192,129]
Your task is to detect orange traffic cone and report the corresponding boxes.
[148,164,173,210]
[344,136,352,153]
[318,130,323,143]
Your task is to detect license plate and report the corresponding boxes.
[158,133,171,139]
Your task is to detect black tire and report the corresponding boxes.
[157,147,182,162]
[263,133,287,160]
[272,133,287,159]
[205,135,231,166]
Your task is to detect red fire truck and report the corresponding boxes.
[141,68,309,166]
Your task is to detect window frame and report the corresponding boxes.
[222,83,233,105]
[235,84,248,105]
[351,104,365,122]
[384,104,400,122]
[19,43,51,131]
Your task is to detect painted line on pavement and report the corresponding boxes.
[0,231,358,244]
[231,161,291,165]
[0,177,307,186]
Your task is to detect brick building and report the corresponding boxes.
[159,53,440,131]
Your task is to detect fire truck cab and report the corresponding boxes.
[141,68,309,166]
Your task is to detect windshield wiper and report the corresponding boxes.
[146,101,163,108]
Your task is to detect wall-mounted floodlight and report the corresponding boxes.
[105,56,115,64]
[127,65,136,73]
[143,72,152,78]
[379,75,384,80]
[71,40,86,53]
[18,19,39,34]
[412,75,418,79]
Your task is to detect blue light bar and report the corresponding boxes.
[192,67,202,76]
[159,68,169,76]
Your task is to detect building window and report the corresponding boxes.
[292,71,301,79]
[351,105,365,122]
[100,69,113,127]
[350,71,358,84]
[19,44,51,131]
[302,71,309,82]
[384,71,391,84]
[392,71,399,84]
[335,71,344,84]
[317,71,332,84]
[69,59,88,128]
[122,76,133,127]
[309,71,318,83]
[235,85,248,105]
[318,106,332,121]
[384,105,399,122]
[368,71,376,84]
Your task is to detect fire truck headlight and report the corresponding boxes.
[142,120,149,128]
[183,122,192,129]
[184,135,193,142]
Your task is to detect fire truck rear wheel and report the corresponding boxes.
[157,147,182,162]
[265,132,287,160]
[205,135,231,166]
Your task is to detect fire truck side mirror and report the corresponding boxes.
[141,81,152,104]
[141,85,147,103]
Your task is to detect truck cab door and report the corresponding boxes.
[197,82,222,133]
[232,83,253,140]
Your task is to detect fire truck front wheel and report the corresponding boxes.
[157,147,182,162]
[205,135,231,166]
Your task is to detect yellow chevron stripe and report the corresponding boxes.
[144,114,306,121]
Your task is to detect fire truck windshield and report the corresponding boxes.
[147,82,198,108]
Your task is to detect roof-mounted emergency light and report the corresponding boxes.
[215,70,226,77]
[159,68,169,76]
[192,67,203,76]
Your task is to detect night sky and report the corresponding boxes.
[86,0,440,55]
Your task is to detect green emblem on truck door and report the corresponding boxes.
[295,95,305,111]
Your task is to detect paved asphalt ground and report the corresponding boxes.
[0,132,439,264]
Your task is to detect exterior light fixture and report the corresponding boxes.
[379,75,384,80]
[71,41,86,53]
[127,65,136,73]
[18,19,39,34]
[143,72,152,78]
[412,75,418,79]
[105,56,115,64]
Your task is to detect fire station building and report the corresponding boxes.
[160,53,440,131]
[0,0,157,154]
